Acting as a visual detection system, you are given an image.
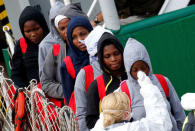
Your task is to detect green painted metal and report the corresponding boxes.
[114,5,195,98]
[2,48,11,77]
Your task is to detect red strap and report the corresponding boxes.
[64,56,75,79]
[120,80,131,108]
[68,91,76,114]
[155,74,169,98]
[62,92,77,114]
[37,82,41,89]
[52,44,60,56]
[19,37,27,54]
[97,75,106,102]
[83,65,94,93]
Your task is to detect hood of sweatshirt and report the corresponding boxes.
[97,32,125,75]
[48,2,87,45]
[66,16,92,74]
[124,38,154,85]
[19,6,49,44]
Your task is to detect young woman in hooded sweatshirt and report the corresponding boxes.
[120,38,185,131]
[39,2,87,77]
[86,32,127,129]
[60,16,93,112]
[40,5,87,107]
[11,6,49,88]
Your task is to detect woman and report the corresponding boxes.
[38,2,87,77]
[11,6,49,88]
[60,16,93,112]
[120,38,185,131]
[40,8,87,106]
[86,32,127,129]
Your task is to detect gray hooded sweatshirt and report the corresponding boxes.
[38,2,87,77]
[40,2,87,98]
[122,38,185,131]
[75,61,102,131]
[39,1,65,77]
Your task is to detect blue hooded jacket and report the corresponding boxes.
[60,16,93,104]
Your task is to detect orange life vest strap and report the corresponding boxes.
[83,65,94,93]
[19,37,27,54]
[120,80,131,108]
[96,75,106,102]
[154,74,169,98]
[52,44,61,56]
[64,56,75,79]
[15,91,26,131]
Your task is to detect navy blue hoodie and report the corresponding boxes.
[60,16,93,104]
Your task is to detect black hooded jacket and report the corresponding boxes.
[86,33,127,129]
[11,6,49,88]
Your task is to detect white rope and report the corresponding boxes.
[1,65,80,130]
[30,88,45,130]
[59,106,79,131]
[0,66,15,130]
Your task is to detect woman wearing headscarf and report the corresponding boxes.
[60,16,93,113]
[11,6,49,88]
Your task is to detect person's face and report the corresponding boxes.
[72,26,89,52]
[23,20,44,44]
[58,18,70,42]
[130,60,149,80]
[103,44,123,72]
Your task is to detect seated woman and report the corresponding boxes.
[91,71,172,131]
[86,32,127,129]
